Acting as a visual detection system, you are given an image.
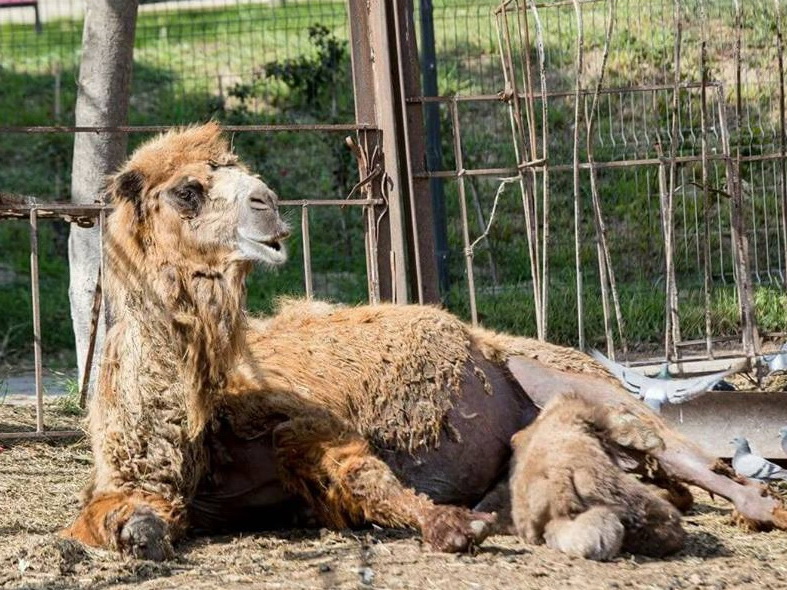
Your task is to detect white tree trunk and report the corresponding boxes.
[69,0,139,393]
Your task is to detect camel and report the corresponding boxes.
[63,123,787,560]
[509,394,685,560]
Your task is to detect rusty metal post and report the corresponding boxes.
[29,208,44,433]
[301,204,314,299]
[347,0,409,303]
[392,0,441,304]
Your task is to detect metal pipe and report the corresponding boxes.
[0,124,372,134]
[449,100,479,326]
[301,205,313,299]
[29,208,44,434]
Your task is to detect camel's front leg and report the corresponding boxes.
[62,491,183,561]
[273,415,496,552]
[507,356,787,530]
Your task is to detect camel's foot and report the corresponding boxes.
[732,494,787,532]
[118,506,174,561]
[421,506,496,553]
[62,491,181,560]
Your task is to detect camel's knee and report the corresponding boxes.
[543,507,624,561]
[62,492,180,561]
[117,506,174,561]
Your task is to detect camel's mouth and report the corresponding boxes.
[262,239,282,252]
[237,231,289,265]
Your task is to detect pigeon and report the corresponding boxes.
[759,343,787,376]
[779,426,787,457]
[730,436,787,482]
[590,349,737,413]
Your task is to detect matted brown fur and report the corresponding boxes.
[228,299,619,455]
[509,394,685,560]
[231,300,474,452]
[112,121,239,193]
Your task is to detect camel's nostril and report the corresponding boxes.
[249,197,270,210]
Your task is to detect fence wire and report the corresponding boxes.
[407,0,787,362]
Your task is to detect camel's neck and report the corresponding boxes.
[105,252,251,437]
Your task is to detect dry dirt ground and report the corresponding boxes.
[2,405,787,590]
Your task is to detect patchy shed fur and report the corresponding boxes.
[232,301,475,452]
[509,394,685,560]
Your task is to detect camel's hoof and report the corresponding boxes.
[422,506,496,553]
[606,410,663,452]
[118,507,174,561]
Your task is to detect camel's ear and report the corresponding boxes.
[109,169,145,204]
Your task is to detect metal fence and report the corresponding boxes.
[404,0,787,363]
[0,0,374,435]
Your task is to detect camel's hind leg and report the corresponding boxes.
[507,356,787,531]
[273,415,496,552]
[62,491,182,561]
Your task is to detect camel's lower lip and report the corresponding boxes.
[237,231,288,264]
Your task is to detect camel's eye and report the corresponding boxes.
[177,186,201,205]
[165,178,205,218]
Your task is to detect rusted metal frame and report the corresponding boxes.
[495,0,602,13]
[0,124,371,134]
[406,80,723,103]
[516,0,548,339]
[0,198,384,221]
[391,0,441,305]
[347,0,408,303]
[528,0,551,339]
[776,0,787,286]
[515,1,542,283]
[699,0,713,359]
[78,268,102,409]
[571,0,585,350]
[496,4,544,340]
[0,430,84,441]
[583,0,626,360]
[29,208,44,433]
[730,0,760,358]
[449,99,480,326]
[660,0,682,362]
[412,152,787,179]
[347,133,382,304]
[301,205,313,299]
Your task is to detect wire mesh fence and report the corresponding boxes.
[408,0,787,361]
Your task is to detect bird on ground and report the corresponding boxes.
[779,426,787,457]
[759,343,787,376]
[590,349,737,414]
[730,436,787,482]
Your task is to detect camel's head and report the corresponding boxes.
[106,122,290,267]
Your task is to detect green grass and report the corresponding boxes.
[1,0,786,362]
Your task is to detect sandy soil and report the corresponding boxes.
[2,404,787,590]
